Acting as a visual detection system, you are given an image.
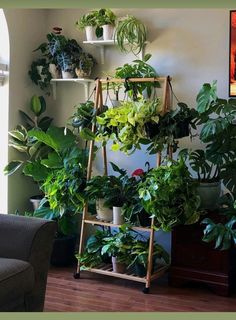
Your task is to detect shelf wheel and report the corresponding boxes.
[142,287,149,294]
[73,272,80,279]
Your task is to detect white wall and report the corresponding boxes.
[45,8,230,251]
[3,8,230,250]
[4,9,48,213]
[0,10,9,214]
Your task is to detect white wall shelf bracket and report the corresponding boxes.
[50,78,94,100]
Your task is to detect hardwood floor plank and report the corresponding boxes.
[44,266,236,312]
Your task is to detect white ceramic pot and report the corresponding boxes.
[113,206,124,225]
[49,63,60,79]
[96,199,113,222]
[30,195,43,211]
[112,256,126,274]
[196,181,221,210]
[85,26,96,41]
[102,24,115,40]
[61,70,74,79]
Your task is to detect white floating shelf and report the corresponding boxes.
[83,40,149,64]
[50,78,94,100]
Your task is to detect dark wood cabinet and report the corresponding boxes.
[169,220,236,296]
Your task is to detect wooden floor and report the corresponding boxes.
[44,266,236,312]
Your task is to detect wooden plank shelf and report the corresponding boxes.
[84,216,151,232]
[85,263,169,284]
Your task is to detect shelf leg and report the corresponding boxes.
[84,83,89,100]
[51,82,56,100]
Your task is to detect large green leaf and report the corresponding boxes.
[221,160,236,196]
[196,81,217,113]
[41,152,62,169]
[79,128,96,141]
[4,161,23,175]
[23,161,50,182]
[28,126,75,152]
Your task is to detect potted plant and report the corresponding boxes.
[128,239,170,277]
[101,227,133,273]
[75,52,96,78]
[23,127,88,266]
[95,98,161,154]
[4,95,53,208]
[85,175,113,221]
[138,159,202,231]
[114,54,159,99]
[96,8,116,40]
[76,11,98,41]
[76,229,112,270]
[114,15,147,55]
[29,58,52,95]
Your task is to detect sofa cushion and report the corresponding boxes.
[0,258,34,309]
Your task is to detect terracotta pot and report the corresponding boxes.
[49,63,60,79]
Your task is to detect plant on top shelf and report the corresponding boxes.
[95,98,162,154]
[138,158,201,232]
[4,95,53,177]
[115,54,159,99]
[114,15,147,55]
[76,9,116,40]
[95,8,117,40]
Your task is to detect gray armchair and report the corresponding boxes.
[0,213,56,311]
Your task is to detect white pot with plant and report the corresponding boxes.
[49,63,60,79]
[76,11,98,41]
[96,9,116,40]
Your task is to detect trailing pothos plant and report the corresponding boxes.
[95,98,162,154]
[138,158,201,231]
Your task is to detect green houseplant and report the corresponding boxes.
[138,159,201,231]
[114,15,147,55]
[95,98,161,154]
[76,11,98,40]
[4,95,53,177]
[29,58,52,95]
[24,126,88,266]
[115,54,158,99]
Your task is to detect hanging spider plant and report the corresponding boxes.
[114,15,147,56]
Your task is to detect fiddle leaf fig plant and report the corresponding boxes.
[4,95,53,176]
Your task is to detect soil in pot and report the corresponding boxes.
[50,234,77,267]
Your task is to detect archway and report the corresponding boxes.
[0,9,9,213]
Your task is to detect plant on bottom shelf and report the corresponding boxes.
[128,239,170,276]
[138,158,201,232]
[76,229,111,270]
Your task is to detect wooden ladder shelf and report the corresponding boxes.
[74,76,171,293]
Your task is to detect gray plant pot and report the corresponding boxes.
[196,181,221,210]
